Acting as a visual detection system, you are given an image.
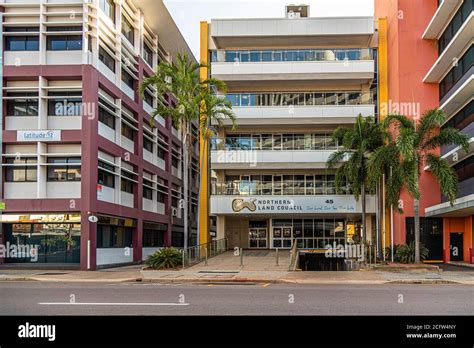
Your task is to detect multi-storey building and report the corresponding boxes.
[376,0,473,263]
[201,5,379,267]
[0,0,199,270]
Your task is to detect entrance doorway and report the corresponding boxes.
[450,233,464,261]
[249,220,268,249]
[272,226,293,249]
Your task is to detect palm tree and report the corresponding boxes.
[327,115,385,244]
[140,53,235,250]
[368,109,469,263]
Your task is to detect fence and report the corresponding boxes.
[181,238,228,268]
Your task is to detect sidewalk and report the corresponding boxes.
[2,263,474,284]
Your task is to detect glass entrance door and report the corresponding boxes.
[272,226,293,249]
[249,228,267,248]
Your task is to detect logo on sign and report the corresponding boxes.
[232,198,257,212]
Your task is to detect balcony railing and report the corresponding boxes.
[211,180,352,196]
[224,91,374,107]
[211,48,373,63]
[211,135,339,151]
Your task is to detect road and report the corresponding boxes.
[0,281,473,315]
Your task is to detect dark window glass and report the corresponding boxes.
[121,171,134,193]
[439,45,473,100]
[47,35,82,51]
[121,15,135,45]
[121,68,135,88]
[143,43,154,67]
[121,122,134,140]
[47,157,81,182]
[5,158,37,182]
[99,46,116,72]
[143,184,153,200]
[99,0,115,23]
[143,136,154,152]
[5,36,39,51]
[99,106,116,129]
[143,228,165,247]
[47,91,82,116]
[98,161,115,188]
[97,225,132,248]
[438,0,474,54]
[6,92,38,116]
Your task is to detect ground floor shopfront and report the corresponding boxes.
[216,215,376,250]
[0,212,186,270]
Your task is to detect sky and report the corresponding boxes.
[164,0,374,60]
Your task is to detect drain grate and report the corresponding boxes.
[198,270,240,274]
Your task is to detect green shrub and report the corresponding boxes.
[145,247,182,269]
[395,242,429,264]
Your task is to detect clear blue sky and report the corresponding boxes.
[164,0,374,60]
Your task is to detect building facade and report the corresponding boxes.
[0,0,200,270]
[375,0,473,263]
[202,5,379,263]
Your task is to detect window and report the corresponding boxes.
[121,68,135,89]
[158,146,167,160]
[143,228,165,247]
[5,36,39,51]
[439,45,473,99]
[47,157,81,182]
[444,100,474,131]
[144,89,154,106]
[98,106,115,129]
[97,225,132,248]
[5,158,37,182]
[121,122,134,141]
[47,35,82,51]
[6,92,38,116]
[438,0,474,54]
[99,0,115,23]
[143,179,153,200]
[98,161,115,188]
[99,46,116,72]
[121,171,135,193]
[143,43,154,67]
[121,15,135,45]
[47,91,82,116]
[143,136,154,152]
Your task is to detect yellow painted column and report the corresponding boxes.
[378,17,391,250]
[199,21,210,245]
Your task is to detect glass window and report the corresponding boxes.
[121,68,135,89]
[99,106,115,129]
[99,46,116,72]
[6,92,38,116]
[5,158,37,182]
[261,50,273,62]
[143,43,154,67]
[250,51,261,62]
[121,122,134,141]
[121,15,135,45]
[97,225,132,248]
[47,157,81,182]
[5,36,39,51]
[99,0,116,23]
[47,91,82,116]
[47,35,82,51]
[314,93,325,105]
[98,161,115,188]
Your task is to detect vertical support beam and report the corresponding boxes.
[198,21,210,246]
[378,17,391,253]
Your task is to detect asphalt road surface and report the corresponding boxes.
[0,281,473,315]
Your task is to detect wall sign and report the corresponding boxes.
[17,130,61,142]
[213,196,376,215]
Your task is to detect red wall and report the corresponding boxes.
[375,0,441,244]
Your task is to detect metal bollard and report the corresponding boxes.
[276,248,279,266]
[182,249,185,270]
[205,247,208,266]
[240,248,243,267]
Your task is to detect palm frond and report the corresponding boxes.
[426,154,458,205]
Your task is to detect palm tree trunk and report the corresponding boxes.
[182,122,189,251]
[361,181,366,243]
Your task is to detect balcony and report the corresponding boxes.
[424,14,474,83]
[211,135,343,169]
[440,73,474,116]
[210,17,374,49]
[211,49,374,87]
[210,179,376,216]
[423,0,463,39]
[218,91,375,125]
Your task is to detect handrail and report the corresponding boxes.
[289,239,299,271]
[181,238,228,269]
